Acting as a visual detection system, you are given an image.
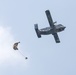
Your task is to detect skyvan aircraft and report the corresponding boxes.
[34,10,66,43]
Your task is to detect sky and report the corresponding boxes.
[0,0,76,75]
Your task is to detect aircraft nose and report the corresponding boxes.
[64,26,66,29]
[60,26,66,31]
[62,26,66,31]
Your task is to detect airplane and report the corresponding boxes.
[34,10,66,43]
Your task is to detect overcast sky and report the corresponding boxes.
[0,0,76,75]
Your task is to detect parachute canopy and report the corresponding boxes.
[13,42,20,50]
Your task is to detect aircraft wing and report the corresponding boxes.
[45,10,54,28]
[53,33,60,43]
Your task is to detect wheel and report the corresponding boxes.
[34,24,41,38]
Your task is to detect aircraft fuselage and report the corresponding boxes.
[39,24,66,35]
